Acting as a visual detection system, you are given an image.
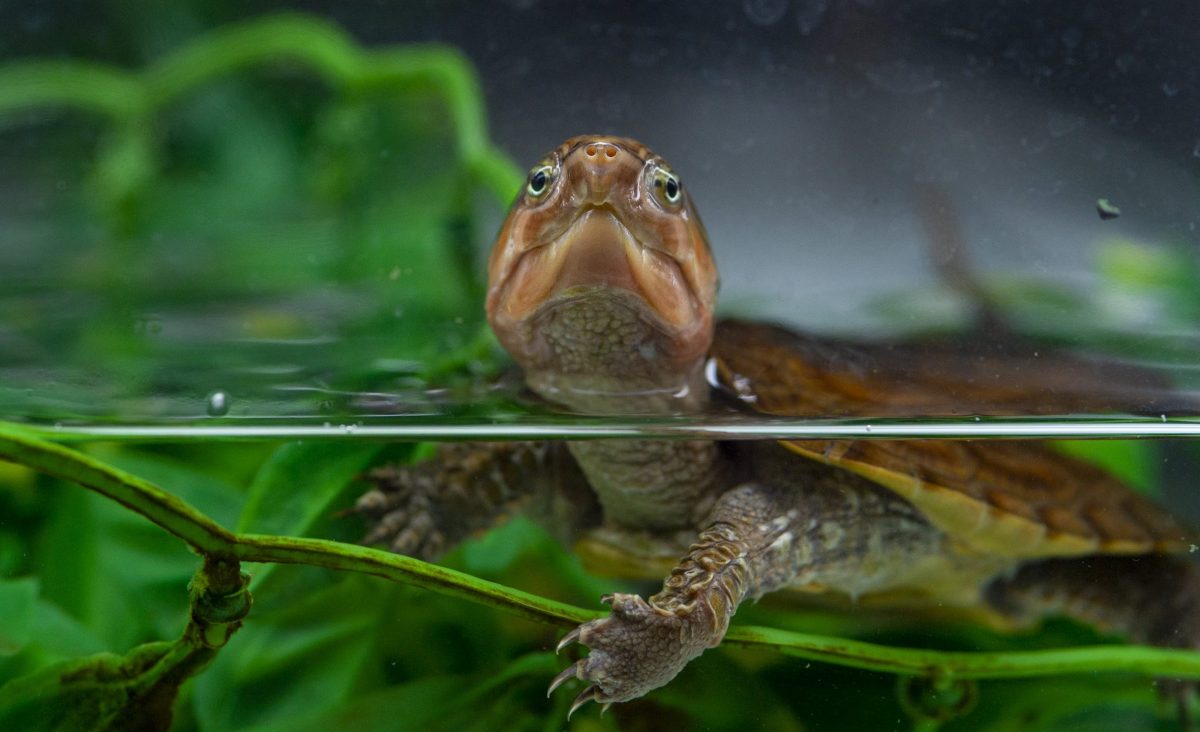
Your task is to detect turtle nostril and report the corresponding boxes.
[584,142,619,160]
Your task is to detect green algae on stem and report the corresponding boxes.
[0,553,253,732]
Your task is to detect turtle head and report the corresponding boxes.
[485,136,718,408]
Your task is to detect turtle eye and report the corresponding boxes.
[653,168,682,207]
[526,164,554,199]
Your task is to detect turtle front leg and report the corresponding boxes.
[354,441,593,559]
[553,474,942,714]
[549,519,752,714]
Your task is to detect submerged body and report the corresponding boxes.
[358,136,1200,716]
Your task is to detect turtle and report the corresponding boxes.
[354,135,1200,719]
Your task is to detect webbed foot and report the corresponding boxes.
[354,464,450,559]
[351,442,556,560]
[550,593,717,715]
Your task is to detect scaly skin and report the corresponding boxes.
[359,135,1200,720]
[356,442,593,559]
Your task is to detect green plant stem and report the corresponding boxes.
[0,421,583,628]
[726,624,1200,681]
[3,419,1200,684]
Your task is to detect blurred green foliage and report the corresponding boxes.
[0,14,520,423]
[1,12,1199,732]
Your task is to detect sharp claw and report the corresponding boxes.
[600,702,612,717]
[547,663,578,698]
[555,627,581,654]
[567,685,599,720]
[600,593,614,606]
[393,528,420,553]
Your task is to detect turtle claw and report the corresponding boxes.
[567,685,600,720]
[555,627,581,654]
[547,592,720,717]
[547,662,579,698]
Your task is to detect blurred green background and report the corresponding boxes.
[2,3,1200,731]
[0,13,516,424]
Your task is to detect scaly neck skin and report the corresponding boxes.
[516,293,725,530]
[514,291,711,416]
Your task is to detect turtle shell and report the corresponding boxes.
[712,320,1195,558]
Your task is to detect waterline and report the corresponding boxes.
[23,416,1200,442]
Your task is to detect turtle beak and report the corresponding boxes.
[488,206,704,342]
[551,208,642,299]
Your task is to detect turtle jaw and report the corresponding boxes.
[486,206,714,403]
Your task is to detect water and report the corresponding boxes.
[3,5,1200,731]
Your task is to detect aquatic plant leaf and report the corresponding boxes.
[35,451,242,649]
[952,675,1161,731]
[242,677,464,732]
[0,578,36,657]
[240,654,560,732]
[236,441,386,600]
[190,574,384,732]
[1054,440,1157,496]
[238,441,383,537]
[0,583,106,688]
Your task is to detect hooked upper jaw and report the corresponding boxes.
[484,136,718,389]
[490,206,703,337]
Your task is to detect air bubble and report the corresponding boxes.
[206,391,230,417]
[134,315,163,336]
[1096,198,1121,220]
